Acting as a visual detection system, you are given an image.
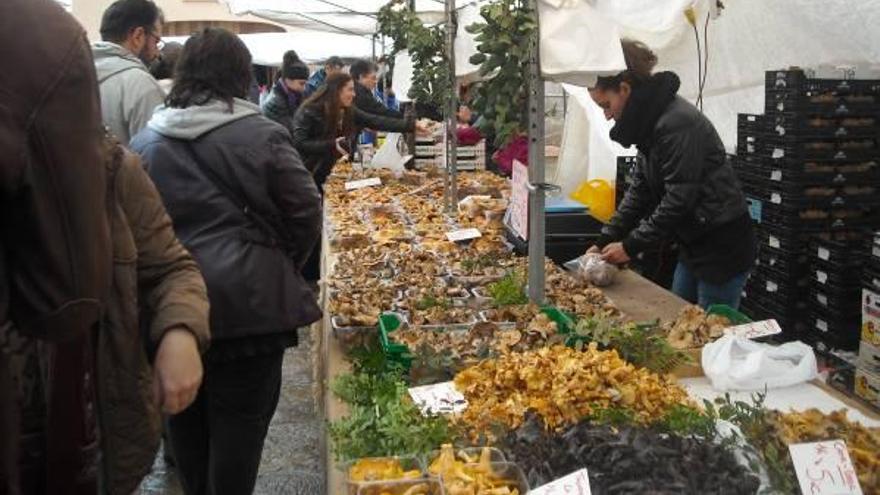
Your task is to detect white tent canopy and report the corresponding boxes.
[220,0,453,36]
[211,0,880,190]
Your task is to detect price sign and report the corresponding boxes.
[510,160,529,240]
[344,177,382,191]
[725,319,782,339]
[408,381,468,416]
[446,228,482,242]
[789,440,863,495]
[531,469,592,495]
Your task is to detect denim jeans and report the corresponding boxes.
[671,262,750,309]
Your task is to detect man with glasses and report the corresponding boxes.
[93,0,165,145]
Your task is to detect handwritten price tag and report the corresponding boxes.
[510,160,529,240]
[446,228,482,242]
[725,319,782,339]
[531,469,592,495]
[344,177,382,191]
[789,440,863,495]
[408,382,468,416]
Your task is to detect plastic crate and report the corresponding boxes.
[738,158,880,185]
[811,237,868,269]
[706,304,752,325]
[756,246,810,277]
[750,199,879,233]
[767,112,880,139]
[763,136,880,161]
[810,285,861,312]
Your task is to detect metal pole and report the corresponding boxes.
[444,0,458,212]
[526,0,545,304]
[372,33,377,60]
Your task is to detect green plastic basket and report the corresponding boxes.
[706,304,752,325]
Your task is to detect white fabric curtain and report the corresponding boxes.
[552,0,880,192]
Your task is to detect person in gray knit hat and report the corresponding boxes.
[261,50,310,135]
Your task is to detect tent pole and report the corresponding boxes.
[526,0,545,304]
[444,0,458,213]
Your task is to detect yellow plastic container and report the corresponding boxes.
[570,179,616,222]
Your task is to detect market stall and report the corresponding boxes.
[316,161,880,495]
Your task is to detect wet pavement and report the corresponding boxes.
[138,326,325,494]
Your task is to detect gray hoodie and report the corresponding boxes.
[147,98,261,140]
[92,42,164,145]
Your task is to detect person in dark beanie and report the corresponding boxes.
[261,50,310,135]
[588,39,755,309]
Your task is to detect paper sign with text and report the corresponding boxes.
[510,160,529,240]
[531,468,592,495]
[408,382,468,416]
[446,228,482,242]
[725,319,782,339]
[789,440,863,495]
[344,177,382,191]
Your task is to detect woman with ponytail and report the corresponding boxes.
[262,50,310,134]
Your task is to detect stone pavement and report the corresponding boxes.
[138,326,325,494]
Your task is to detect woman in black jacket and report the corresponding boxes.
[292,71,428,188]
[589,40,755,309]
[129,28,322,495]
[291,71,428,281]
[261,50,309,135]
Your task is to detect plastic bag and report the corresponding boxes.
[368,133,409,175]
[702,334,818,392]
[564,253,619,287]
[537,0,626,87]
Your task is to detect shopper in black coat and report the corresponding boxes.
[129,28,322,495]
[589,40,755,309]
[262,50,309,135]
[350,58,403,119]
[292,71,428,188]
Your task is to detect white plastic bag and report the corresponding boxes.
[537,0,626,87]
[702,334,818,391]
[564,253,619,287]
[368,133,409,175]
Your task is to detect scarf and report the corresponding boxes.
[275,79,301,113]
[609,71,681,153]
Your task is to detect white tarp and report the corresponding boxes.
[552,0,880,189]
[164,30,378,65]
[220,0,448,36]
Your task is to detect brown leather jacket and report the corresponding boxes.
[98,138,210,495]
[1,0,111,493]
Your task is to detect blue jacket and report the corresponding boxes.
[304,68,326,98]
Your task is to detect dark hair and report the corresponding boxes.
[165,28,252,109]
[149,41,183,80]
[100,0,163,43]
[595,39,658,91]
[282,50,310,80]
[349,59,376,83]
[325,56,344,69]
[301,72,354,140]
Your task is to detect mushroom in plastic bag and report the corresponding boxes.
[564,253,619,287]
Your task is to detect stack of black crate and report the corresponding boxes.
[735,69,880,348]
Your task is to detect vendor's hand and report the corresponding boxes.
[586,245,601,255]
[601,242,631,265]
[414,120,432,137]
[153,327,203,415]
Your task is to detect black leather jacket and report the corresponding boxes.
[291,103,413,187]
[600,96,751,262]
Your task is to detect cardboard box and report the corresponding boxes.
[854,367,880,409]
[861,289,880,346]
[858,340,880,374]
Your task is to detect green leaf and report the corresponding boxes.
[469,53,487,65]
